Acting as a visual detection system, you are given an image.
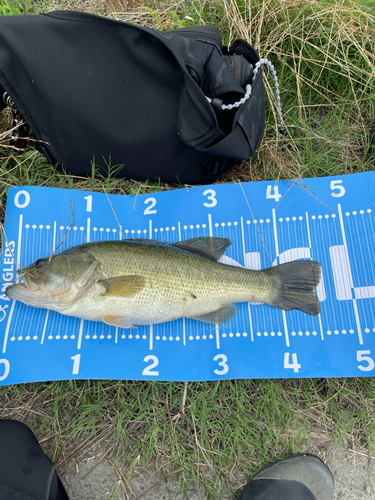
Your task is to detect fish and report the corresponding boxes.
[5,237,321,328]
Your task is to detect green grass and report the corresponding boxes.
[1,377,375,497]
[0,0,375,497]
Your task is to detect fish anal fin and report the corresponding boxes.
[188,304,237,324]
[102,315,135,328]
[99,275,145,297]
[172,237,231,262]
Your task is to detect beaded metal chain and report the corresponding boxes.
[208,58,286,132]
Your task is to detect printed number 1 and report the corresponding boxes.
[84,195,92,212]
[71,354,81,375]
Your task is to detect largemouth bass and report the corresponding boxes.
[6,237,321,327]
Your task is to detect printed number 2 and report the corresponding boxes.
[0,359,10,381]
[357,350,375,371]
[284,353,301,373]
[213,354,229,375]
[330,180,345,197]
[144,197,157,215]
[266,185,281,202]
[142,355,159,376]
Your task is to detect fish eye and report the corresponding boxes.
[34,259,45,268]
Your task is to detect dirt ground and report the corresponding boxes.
[62,439,375,499]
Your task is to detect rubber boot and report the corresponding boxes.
[0,419,69,499]
[235,453,334,500]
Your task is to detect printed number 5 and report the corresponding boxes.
[330,180,345,197]
[213,354,229,375]
[357,350,375,371]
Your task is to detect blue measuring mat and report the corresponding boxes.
[1,171,375,385]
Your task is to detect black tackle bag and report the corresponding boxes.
[0,11,266,184]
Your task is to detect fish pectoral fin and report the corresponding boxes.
[188,304,237,324]
[102,315,135,328]
[98,275,145,297]
[172,237,231,262]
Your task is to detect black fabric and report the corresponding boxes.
[235,478,317,500]
[0,11,265,184]
[0,419,69,500]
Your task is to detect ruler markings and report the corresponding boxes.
[338,204,363,345]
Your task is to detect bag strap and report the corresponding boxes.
[164,25,222,48]
[200,125,250,158]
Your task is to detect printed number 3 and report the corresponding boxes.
[203,189,217,208]
[213,354,229,375]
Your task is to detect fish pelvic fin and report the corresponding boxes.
[188,304,237,324]
[98,275,145,297]
[172,237,231,262]
[102,315,135,328]
[264,260,321,316]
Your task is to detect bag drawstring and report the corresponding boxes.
[207,58,286,134]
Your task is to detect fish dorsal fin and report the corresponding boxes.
[188,304,237,324]
[172,237,231,262]
[125,238,167,244]
[98,275,145,297]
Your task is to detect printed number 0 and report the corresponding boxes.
[213,354,229,375]
[144,197,157,215]
[14,190,30,209]
[330,180,345,197]
[203,189,217,208]
[142,355,159,376]
[0,359,10,381]
[357,350,375,372]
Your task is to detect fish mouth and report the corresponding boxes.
[5,282,38,304]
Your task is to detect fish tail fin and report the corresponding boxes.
[264,260,321,316]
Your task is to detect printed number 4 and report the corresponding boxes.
[284,353,301,373]
[266,185,281,202]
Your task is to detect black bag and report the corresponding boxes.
[0,11,266,184]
